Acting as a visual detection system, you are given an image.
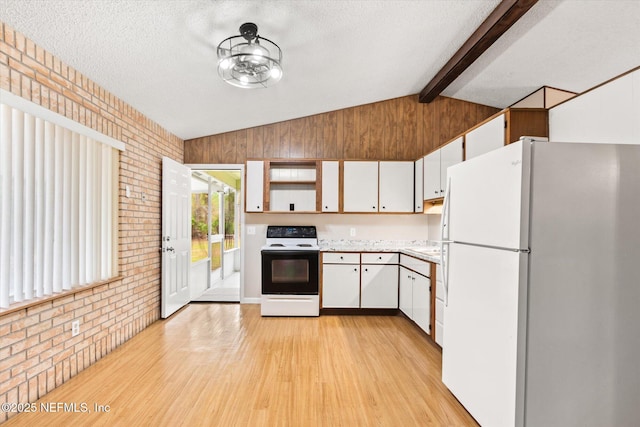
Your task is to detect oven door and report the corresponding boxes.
[261,250,319,295]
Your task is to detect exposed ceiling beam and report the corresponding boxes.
[419,0,539,103]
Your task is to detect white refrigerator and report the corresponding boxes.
[440,140,640,427]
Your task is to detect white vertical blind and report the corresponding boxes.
[62,129,72,290]
[78,135,87,285]
[23,114,35,300]
[34,117,45,298]
[53,124,63,293]
[70,133,79,287]
[0,99,121,308]
[43,121,54,296]
[11,109,24,303]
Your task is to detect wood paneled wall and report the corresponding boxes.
[184,95,499,164]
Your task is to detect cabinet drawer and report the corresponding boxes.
[436,279,444,300]
[399,254,430,277]
[436,298,444,323]
[322,252,360,264]
[361,252,398,264]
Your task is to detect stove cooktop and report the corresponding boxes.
[263,225,319,251]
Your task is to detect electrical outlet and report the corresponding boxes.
[71,320,80,337]
[350,228,356,237]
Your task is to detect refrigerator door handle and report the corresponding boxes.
[441,176,451,241]
[440,177,452,306]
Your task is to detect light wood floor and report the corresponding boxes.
[6,304,478,426]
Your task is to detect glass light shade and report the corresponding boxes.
[217,28,283,89]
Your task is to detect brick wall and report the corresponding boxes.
[0,22,183,422]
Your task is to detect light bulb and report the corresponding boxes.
[240,76,249,85]
[270,67,281,79]
[219,59,231,70]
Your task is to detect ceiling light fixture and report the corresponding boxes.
[217,22,283,89]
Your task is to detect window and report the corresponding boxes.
[0,90,124,308]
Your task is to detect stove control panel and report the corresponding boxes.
[266,226,317,239]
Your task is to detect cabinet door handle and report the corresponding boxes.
[378,256,382,260]
[325,206,328,209]
[382,206,386,209]
[354,268,358,272]
[372,206,376,209]
[340,256,344,260]
[434,190,438,194]
[365,268,368,272]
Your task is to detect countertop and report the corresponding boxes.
[318,239,441,264]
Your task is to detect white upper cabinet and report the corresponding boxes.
[379,161,414,213]
[549,69,640,145]
[423,137,463,201]
[321,161,339,212]
[246,160,264,212]
[343,161,379,212]
[423,150,440,200]
[465,113,505,160]
[414,158,424,213]
[439,137,463,193]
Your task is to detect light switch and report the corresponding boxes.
[350,228,356,237]
[126,185,131,198]
[247,226,256,235]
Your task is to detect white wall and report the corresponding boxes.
[549,68,640,144]
[243,213,429,300]
[427,214,443,241]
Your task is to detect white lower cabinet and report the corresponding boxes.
[361,264,399,308]
[322,253,360,308]
[412,273,430,334]
[322,264,360,308]
[399,267,414,317]
[399,256,431,336]
[322,252,399,309]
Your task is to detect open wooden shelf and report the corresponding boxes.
[269,180,316,185]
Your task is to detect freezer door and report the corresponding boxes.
[447,140,530,250]
[442,243,528,427]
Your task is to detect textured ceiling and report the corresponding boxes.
[1,1,639,141]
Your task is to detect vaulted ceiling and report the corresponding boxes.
[2,0,639,140]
